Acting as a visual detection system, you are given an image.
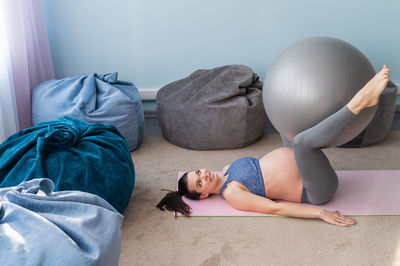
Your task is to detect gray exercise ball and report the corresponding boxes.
[263,37,377,147]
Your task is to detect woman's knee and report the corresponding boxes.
[293,133,308,149]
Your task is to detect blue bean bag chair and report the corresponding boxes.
[32,72,144,151]
[0,117,134,213]
[0,178,122,266]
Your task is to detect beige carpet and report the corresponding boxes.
[120,132,400,266]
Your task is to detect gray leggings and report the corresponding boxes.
[281,106,355,205]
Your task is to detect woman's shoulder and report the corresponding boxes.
[222,165,230,175]
[222,181,250,200]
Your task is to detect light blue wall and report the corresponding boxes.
[42,0,400,89]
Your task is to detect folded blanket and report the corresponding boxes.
[0,117,135,212]
[0,178,123,266]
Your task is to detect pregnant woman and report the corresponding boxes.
[157,66,390,227]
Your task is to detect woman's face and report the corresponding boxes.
[186,169,218,199]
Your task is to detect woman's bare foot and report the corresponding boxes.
[347,65,390,114]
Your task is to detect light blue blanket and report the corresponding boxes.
[0,179,123,266]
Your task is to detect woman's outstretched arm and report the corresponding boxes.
[223,184,356,226]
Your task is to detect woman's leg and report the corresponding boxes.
[294,66,390,204]
[293,106,354,204]
[281,135,293,148]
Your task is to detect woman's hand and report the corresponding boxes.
[320,210,356,227]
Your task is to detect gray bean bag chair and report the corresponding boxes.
[156,65,268,150]
[341,81,398,147]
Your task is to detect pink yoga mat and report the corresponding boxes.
[177,170,400,216]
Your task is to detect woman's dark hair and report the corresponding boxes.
[156,172,201,217]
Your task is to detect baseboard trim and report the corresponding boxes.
[139,88,159,100]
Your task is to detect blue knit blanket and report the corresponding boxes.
[0,117,135,212]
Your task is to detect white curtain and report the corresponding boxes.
[0,23,19,142]
[0,0,54,143]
